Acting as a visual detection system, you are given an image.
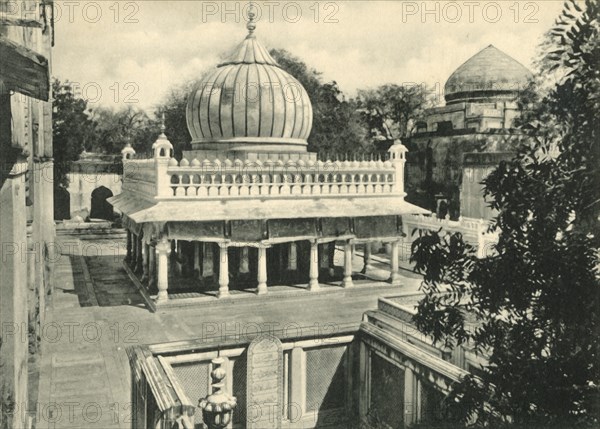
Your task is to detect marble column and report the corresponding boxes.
[203,242,214,278]
[218,244,229,298]
[361,242,372,274]
[287,242,297,270]
[385,242,392,256]
[141,242,149,282]
[319,243,329,269]
[342,241,353,288]
[131,233,138,269]
[388,240,402,286]
[175,240,183,276]
[277,244,285,282]
[135,235,144,274]
[404,367,417,425]
[156,238,170,302]
[309,240,319,291]
[239,246,250,274]
[194,242,202,279]
[125,230,132,263]
[328,242,335,277]
[148,244,156,289]
[257,246,268,295]
[169,240,176,273]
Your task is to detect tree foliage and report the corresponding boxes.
[270,49,371,156]
[356,83,432,146]
[155,79,197,159]
[89,105,159,156]
[410,1,600,426]
[53,79,163,188]
[52,79,96,188]
[53,49,448,183]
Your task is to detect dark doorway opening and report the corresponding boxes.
[54,186,71,220]
[90,186,114,220]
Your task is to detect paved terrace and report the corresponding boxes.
[35,231,422,429]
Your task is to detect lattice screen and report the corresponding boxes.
[171,361,210,424]
[368,352,405,429]
[305,346,347,413]
[420,380,445,423]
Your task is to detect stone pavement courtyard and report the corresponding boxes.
[34,231,422,429]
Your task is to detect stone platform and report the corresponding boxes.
[35,231,421,429]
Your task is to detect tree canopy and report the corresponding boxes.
[52,50,437,186]
[89,105,159,156]
[270,48,370,157]
[52,79,163,188]
[52,79,95,188]
[155,79,197,159]
[356,83,432,147]
[410,1,600,426]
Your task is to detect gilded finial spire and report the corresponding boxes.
[246,2,256,36]
[160,112,166,134]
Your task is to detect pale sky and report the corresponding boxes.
[53,1,565,112]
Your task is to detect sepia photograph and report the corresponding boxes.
[0,1,598,428]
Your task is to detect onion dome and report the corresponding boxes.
[186,12,313,152]
[444,45,532,104]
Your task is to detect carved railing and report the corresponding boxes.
[402,214,499,258]
[119,152,407,202]
[164,159,398,198]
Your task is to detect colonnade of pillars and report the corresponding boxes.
[125,231,403,302]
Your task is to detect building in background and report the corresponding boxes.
[0,1,55,427]
[394,45,534,265]
[405,45,532,220]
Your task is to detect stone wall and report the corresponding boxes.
[404,131,527,218]
[65,156,122,220]
[461,152,514,219]
[67,172,122,219]
[128,329,359,429]
[421,101,520,133]
[0,6,55,427]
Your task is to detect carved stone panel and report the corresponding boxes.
[247,335,283,429]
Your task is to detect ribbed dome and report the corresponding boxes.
[444,45,532,104]
[186,22,313,152]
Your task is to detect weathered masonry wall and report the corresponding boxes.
[1,3,55,427]
[129,326,361,429]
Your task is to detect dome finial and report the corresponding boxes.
[246,2,256,36]
[160,112,166,134]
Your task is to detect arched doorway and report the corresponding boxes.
[90,186,114,220]
[53,186,71,220]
